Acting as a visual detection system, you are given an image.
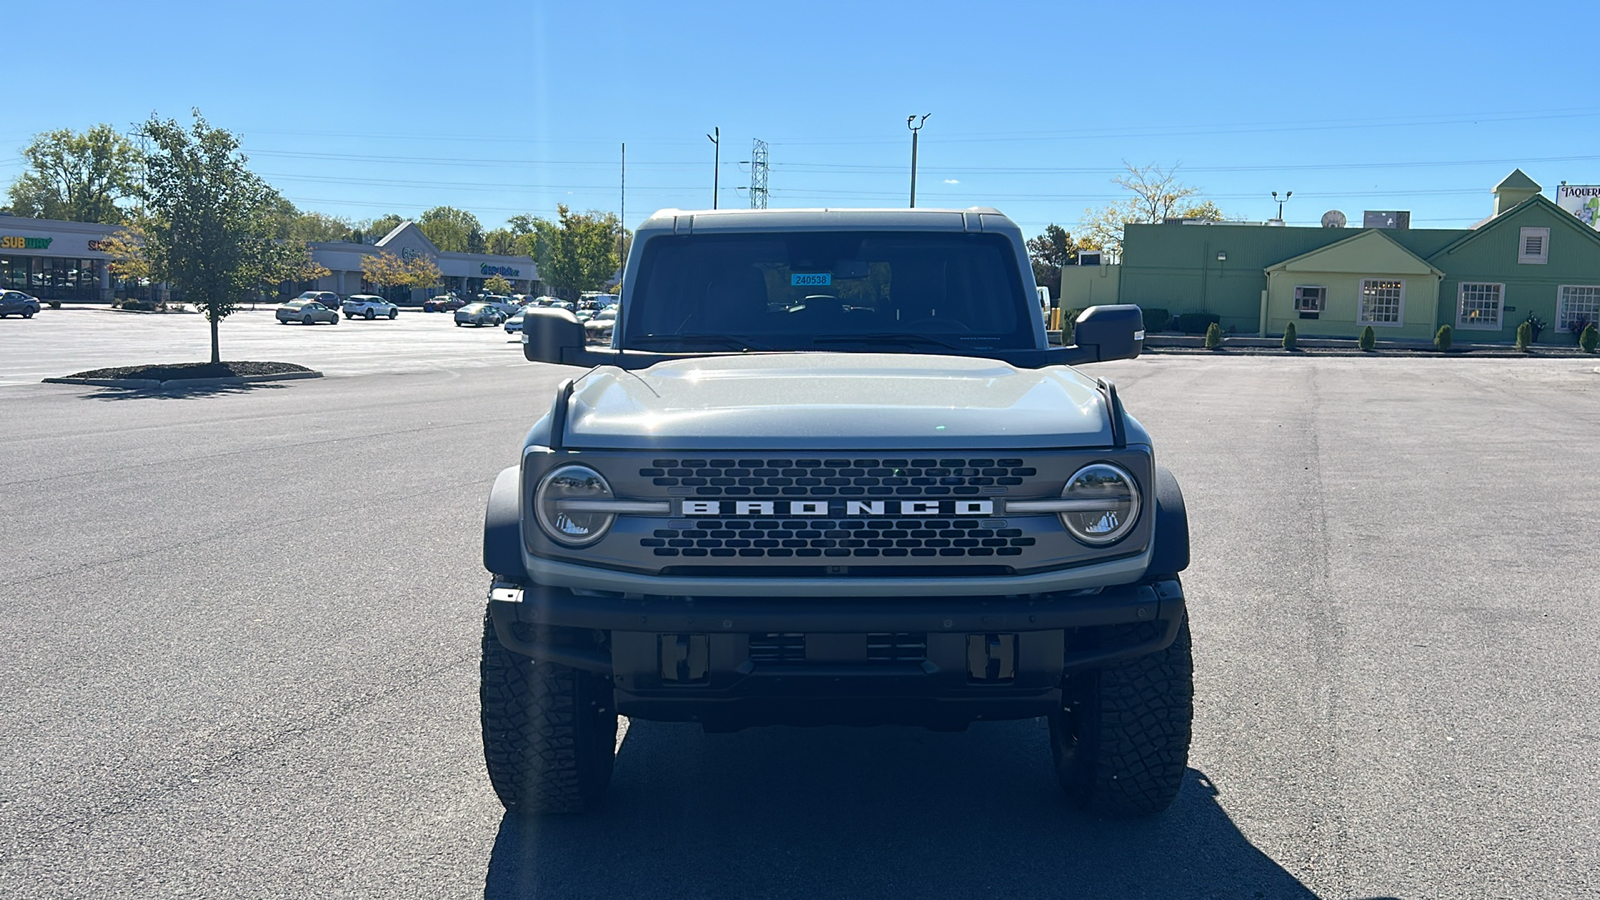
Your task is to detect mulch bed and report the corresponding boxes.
[65,361,315,381]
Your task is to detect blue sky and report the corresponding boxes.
[7,0,1600,239]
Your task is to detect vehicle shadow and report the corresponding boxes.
[483,719,1332,900]
[78,382,289,401]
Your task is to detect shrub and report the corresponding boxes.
[1434,324,1452,352]
[1581,322,1599,353]
[1204,322,1223,350]
[120,299,157,312]
[1141,307,1170,333]
[1515,321,1532,351]
[1061,308,1083,343]
[1171,312,1221,335]
[1358,325,1375,351]
[1282,322,1297,351]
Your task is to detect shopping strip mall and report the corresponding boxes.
[0,215,539,302]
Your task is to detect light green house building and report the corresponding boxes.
[1060,170,1600,343]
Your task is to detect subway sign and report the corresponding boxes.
[1,235,52,250]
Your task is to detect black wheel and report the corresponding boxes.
[388,309,398,319]
[1049,616,1193,816]
[479,608,616,814]
[365,308,376,319]
[301,315,312,325]
[344,313,353,319]
[22,311,33,319]
[278,318,288,325]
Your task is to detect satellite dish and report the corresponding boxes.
[1321,210,1347,228]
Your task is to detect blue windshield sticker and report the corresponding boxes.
[791,272,832,287]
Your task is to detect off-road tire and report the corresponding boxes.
[1050,617,1193,816]
[479,609,616,814]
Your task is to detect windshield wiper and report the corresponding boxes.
[810,332,978,352]
[630,334,777,351]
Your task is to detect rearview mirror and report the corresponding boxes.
[1071,304,1144,362]
[521,307,586,364]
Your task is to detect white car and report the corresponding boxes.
[342,295,399,320]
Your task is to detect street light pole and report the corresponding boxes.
[706,127,720,209]
[1272,190,1292,220]
[907,114,929,208]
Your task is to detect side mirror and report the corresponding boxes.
[521,306,586,364]
[1071,304,1144,362]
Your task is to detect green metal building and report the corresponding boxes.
[1062,170,1600,343]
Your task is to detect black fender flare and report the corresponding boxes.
[1147,465,1190,579]
[483,466,528,582]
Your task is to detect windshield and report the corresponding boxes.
[622,231,1033,352]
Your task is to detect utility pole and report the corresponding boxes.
[749,138,769,209]
[907,114,929,208]
[1272,190,1292,221]
[706,127,719,209]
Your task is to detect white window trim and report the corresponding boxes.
[1358,278,1406,327]
[1518,226,1550,265]
[1556,284,1600,333]
[1455,282,1504,331]
[1294,285,1326,312]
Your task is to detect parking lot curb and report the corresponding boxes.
[42,371,323,389]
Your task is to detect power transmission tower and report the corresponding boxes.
[749,139,768,209]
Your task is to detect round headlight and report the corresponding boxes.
[534,464,615,547]
[1059,463,1140,546]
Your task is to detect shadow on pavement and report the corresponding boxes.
[79,382,289,401]
[483,719,1328,899]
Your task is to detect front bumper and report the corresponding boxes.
[486,578,1186,728]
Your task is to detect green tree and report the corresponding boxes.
[355,213,405,244]
[484,228,519,256]
[1078,162,1225,256]
[1025,224,1080,300]
[1204,322,1223,350]
[286,211,353,243]
[130,111,303,363]
[537,206,625,297]
[1358,325,1376,351]
[1515,320,1532,351]
[483,273,513,295]
[1282,322,1297,351]
[419,206,485,253]
[7,124,141,224]
[1580,322,1599,353]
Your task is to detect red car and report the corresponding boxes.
[423,294,466,313]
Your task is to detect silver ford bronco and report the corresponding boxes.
[481,208,1192,816]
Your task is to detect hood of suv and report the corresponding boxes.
[563,353,1114,450]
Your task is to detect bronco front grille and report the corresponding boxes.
[747,633,928,664]
[640,457,1036,497]
[641,517,1036,559]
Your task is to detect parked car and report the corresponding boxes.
[424,294,466,312]
[342,295,399,320]
[455,302,506,327]
[276,299,340,325]
[0,291,41,319]
[583,305,617,343]
[477,297,519,318]
[529,295,563,308]
[295,290,342,310]
[504,308,527,334]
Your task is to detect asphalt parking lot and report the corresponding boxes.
[0,304,527,386]
[1,315,1598,898]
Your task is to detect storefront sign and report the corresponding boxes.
[87,239,113,252]
[480,263,521,277]
[1557,184,1600,230]
[1,235,53,250]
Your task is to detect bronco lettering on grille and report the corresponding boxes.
[680,499,994,517]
